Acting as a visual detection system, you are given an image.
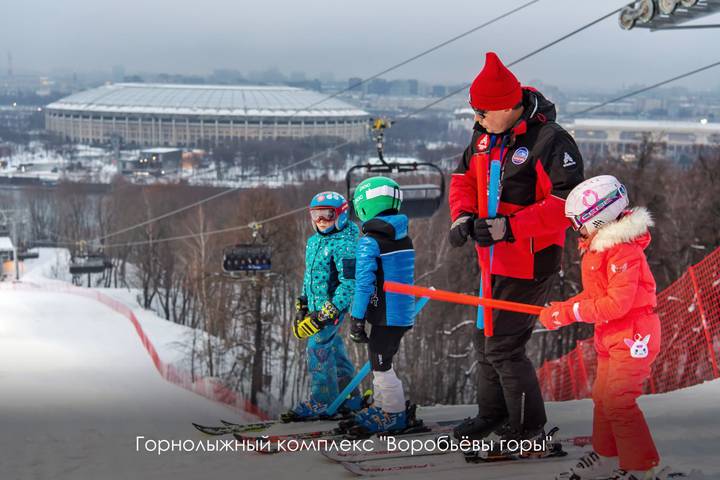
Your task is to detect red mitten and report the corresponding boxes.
[539,302,575,330]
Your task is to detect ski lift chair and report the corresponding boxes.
[346,162,445,219]
[17,249,40,260]
[69,254,109,275]
[222,244,272,276]
[346,118,445,219]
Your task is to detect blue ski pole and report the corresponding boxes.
[477,158,501,329]
[326,294,432,416]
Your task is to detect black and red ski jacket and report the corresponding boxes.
[449,87,584,280]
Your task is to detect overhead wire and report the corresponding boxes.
[95,2,642,249]
[93,1,542,244]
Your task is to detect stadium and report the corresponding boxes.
[44,83,369,147]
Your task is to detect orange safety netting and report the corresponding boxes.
[538,247,720,401]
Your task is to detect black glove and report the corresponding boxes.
[349,317,369,343]
[472,216,514,247]
[294,295,308,321]
[317,301,341,326]
[448,214,474,248]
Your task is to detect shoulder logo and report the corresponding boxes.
[511,147,529,165]
[476,134,489,152]
[562,152,577,168]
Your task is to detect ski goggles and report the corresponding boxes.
[309,208,337,223]
[569,186,626,231]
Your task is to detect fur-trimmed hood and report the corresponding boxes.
[585,207,654,253]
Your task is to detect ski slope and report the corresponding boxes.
[0,250,718,479]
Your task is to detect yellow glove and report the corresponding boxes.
[292,312,324,339]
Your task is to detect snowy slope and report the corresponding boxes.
[1,250,719,479]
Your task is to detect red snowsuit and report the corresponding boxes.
[539,207,661,471]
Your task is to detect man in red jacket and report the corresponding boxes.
[448,52,584,443]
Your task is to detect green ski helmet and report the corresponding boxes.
[352,176,403,222]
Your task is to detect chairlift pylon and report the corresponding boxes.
[221,223,272,276]
[346,117,445,219]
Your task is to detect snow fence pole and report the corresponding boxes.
[325,293,432,416]
[384,281,543,316]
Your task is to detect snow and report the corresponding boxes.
[1,249,719,479]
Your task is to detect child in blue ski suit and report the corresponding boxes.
[348,176,416,434]
[285,191,362,420]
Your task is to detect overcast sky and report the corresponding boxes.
[3,0,719,90]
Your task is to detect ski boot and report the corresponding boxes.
[354,408,407,435]
[280,399,328,423]
[337,389,373,416]
[347,402,426,438]
[453,414,508,441]
[556,451,619,480]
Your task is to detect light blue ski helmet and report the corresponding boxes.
[309,191,349,233]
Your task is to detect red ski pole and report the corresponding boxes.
[384,281,542,316]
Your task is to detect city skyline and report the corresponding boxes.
[2,0,720,92]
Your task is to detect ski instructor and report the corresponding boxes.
[448,52,584,443]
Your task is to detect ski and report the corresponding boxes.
[339,442,581,477]
[555,469,694,480]
[322,434,592,463]
[192,413,355,436]
[192,420,275,436]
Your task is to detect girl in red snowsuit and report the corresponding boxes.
[540,176,661,480]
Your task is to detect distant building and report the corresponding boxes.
[45,83,369,147]
[0,105,42,131]
[432,85,447,97]
[449,107,474,134]
[448,112,720,164]
[566,118,720,164]
[564,101,636,117]
[367,79,390,95]
[348,77,363,93]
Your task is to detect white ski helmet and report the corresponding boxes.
[565,175,629,235]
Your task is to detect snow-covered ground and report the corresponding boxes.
[1,249,718,479]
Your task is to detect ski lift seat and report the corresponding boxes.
[397,183,445,218]
[69,255,109,275]
[17,250,40,260]
[346,165,446,219]
[222,244,272,274]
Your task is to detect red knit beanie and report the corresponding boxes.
[469,52,522,111]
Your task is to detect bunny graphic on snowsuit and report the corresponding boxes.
[540,207,661,472]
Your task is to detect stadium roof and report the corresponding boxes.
[46,83,368,118]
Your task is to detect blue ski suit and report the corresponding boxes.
[302,221,359,404]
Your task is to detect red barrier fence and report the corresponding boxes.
[538,247,720,401]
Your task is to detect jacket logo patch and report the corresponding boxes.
[625,334,650,359]
[477,134,489,152]
[562,152,577,168]
[511,147,529,165]
[610,262,628,273]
